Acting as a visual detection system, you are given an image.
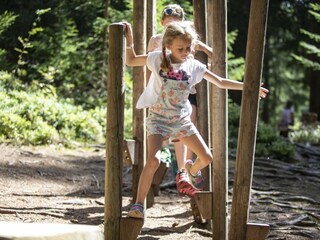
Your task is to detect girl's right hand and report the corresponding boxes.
[123,22,133,46]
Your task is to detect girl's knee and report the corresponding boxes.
[146,156,161,170]
[202,152,213,164]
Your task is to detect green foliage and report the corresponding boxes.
[256,123,295,161]
[289,125,320,145]
[0,72,105,146]
[228,102,295,161]
[228,30,245,80]
[124,71,133,139]
[0,11,17,36]
[292,3,320,71]
[13,8,50,80]
[0,11,18,68]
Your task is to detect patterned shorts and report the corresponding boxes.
[146,110,199,141]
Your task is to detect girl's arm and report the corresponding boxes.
[123,22,148,67]
[203,70,269,98]
[194,40,213,59]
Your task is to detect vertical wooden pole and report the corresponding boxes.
[193,0,210,191]
[105,23,125,240]
[208,0,228,239]
[229,0,269,239]
[146,0,157,209]
[192,0,210,225]
[146,0,156,47]
[132,0,146,206]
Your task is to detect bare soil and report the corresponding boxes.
[0,143,319,239]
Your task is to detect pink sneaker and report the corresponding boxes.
[185,160,205,190]
[176,169,199,198]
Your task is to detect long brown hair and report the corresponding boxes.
[160,21,198,72]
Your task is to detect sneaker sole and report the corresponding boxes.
[127,210,144,219]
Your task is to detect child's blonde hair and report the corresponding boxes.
[160,21,198,71]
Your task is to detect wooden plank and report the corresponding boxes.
[208,0,228,239]
[132,0,146,206]
[246,223,270,240]
[190,197,206,224]
[120,217,144,240]
[194,191,212,220]
[229,1,269,239]
[0,221,103,240]
[123,139,136,166]
[105,23,126,240]
[146,0,156,46]
[193,0,210,193]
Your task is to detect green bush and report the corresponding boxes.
[0,76,106,145]
[228,102,295,161]
[289,125,320,145]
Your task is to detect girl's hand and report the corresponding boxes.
[259,83,269,99]
[193,40,204,52]
[122,22,133,47]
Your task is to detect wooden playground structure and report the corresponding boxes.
[0,1,270,240]
[105,1,270,240]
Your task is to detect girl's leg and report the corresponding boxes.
[186,104,197,160]
[173,141,186,171]
[180,133,213,175]
[173,141,199,197]
[135,134,163,204]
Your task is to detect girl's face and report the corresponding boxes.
[161,16,182,27]
[167,37,192,63]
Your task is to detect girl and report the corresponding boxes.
[145,4,213,196]
[124,21,268,218]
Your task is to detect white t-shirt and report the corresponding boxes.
[136,51,207,109]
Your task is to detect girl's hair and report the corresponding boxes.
[160,21,198,71]
[161,4,185,21]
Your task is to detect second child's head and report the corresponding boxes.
[161,22,198,70]
[161,4,185,27]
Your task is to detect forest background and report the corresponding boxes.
[0,0,319,159]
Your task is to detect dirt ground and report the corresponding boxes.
[0,143,319,239]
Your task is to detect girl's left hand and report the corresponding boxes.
[122,22,133,46]
[259,83,269,99]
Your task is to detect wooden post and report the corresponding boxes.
[229,1,270,240]
[146,0,156,46]
[105,23,125,240]
[132,0,146,206]
[192,0,210,225]
[193,0,210,191]
[208,0,228,239]
[146,0,158,209]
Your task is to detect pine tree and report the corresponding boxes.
[292,3,320,70]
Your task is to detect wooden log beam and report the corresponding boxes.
[229,0,270,239]
[193,0,210,192]
[132,0,146,206]
[208,0,228,239]
[105,23,125,240]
